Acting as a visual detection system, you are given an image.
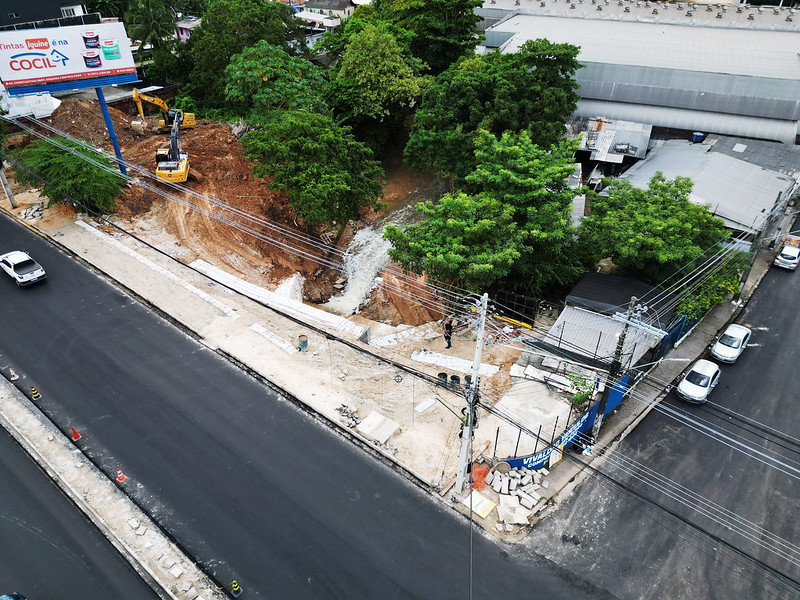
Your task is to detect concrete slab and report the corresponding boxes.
[356,411,399,444]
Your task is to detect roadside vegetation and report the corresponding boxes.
[63,0,747,319]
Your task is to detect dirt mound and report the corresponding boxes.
[21,96,433,324]
[41,96,339,288]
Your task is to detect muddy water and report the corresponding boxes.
[322,155,445,316]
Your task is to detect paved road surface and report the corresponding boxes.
[526,262,800,599]
[0,425,160,599]
[0,215,612,598]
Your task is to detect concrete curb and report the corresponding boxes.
[0,376,227,600]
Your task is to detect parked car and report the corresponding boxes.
[774,245,800,270]
[676,359,720,404]
[710,323,751,363]
[0,251,46,286]
[0,594,28,600]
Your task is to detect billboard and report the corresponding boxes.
[0,21,137,96]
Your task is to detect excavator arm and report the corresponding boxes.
[133,88,195,131]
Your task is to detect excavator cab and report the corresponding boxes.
[155,119,189,183]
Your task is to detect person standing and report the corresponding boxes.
[443,317,453,349]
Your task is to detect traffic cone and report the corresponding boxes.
[9,368,18,381]
[71,427,81,442]
[31,387,40,399]
[231,580,243,598]
[115,468,127,483]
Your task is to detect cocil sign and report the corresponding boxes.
[9,52,59,71]
[0,21,136,94]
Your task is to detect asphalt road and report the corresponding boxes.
[0,425,160,599]
[527,261,800,599]
[0,216,613,598]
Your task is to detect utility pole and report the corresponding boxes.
[591,295,636,441]
[455,293,488,494]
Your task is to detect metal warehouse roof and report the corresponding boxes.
[575,99,800,145]
[621,140,795,232]
[544,305,662,368]
[495,13,800,80]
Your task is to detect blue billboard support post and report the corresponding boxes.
[95,87,127,177]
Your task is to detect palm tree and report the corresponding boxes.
[125,0,176,69]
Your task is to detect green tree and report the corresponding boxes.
[11,138,126,215]
[86,0,127,19]
[467,130,585,294]
[316,7,414,66]
[384,192,522,292]
[380,0,483,75]
[225,41,326,120]
[125,0,176,64]
[578,173,729,281]
[187,0,295,106]
[242,113,384,228]
[405,39,582,180]
[146,36,194,84]
[325,23,428,149]
[676,251,751,321]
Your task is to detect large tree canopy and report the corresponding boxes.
[405,39,582,180]
[384,192,522,292]
[578,173,729,282]
[242,113,384,228]
[225,41,326,120]
[187,0,296,106]
[379,0,483,75]
[324,22,427,151]
[466,130,585,294]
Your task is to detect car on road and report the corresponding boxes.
[1,594,28,600]
[710,323,751,363]
[675,359,720,404]
[773,245,800,270]
[0,251,46,286]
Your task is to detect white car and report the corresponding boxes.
[710,324,751,363]
[675,359,720,404]
[0,251,47,286]
[774,245,800,270]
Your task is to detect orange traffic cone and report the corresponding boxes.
[71,427,81,442]
[115,468,127,483]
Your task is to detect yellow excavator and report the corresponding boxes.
[155,118,189,183]
[132,88,195,132]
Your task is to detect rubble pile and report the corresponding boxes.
[335,404,360,428]
[485,464,550,510]
[20,202,44,220]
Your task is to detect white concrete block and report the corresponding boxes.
[135,525,148,536]
[128,517,140,529]
[539,468,550,476]
[521,474,532,486]
[484,470,494,485]
[492,475,503,493]
[169,565,183,578]
[509,479,518,491]
[541,479,549,489]
[501,477,509,495]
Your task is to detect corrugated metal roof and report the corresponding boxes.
[575,99,799,145]
[580,117,651,160]
[577,63,800,120]
[496,13,800,79]
[621,140,794,232]
[704,135,800,178]
[544,306,662,367]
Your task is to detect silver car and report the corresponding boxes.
[710,324,751,364]
[0,251,46,286]
[774,245,800,270]
[676,359,720,404]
